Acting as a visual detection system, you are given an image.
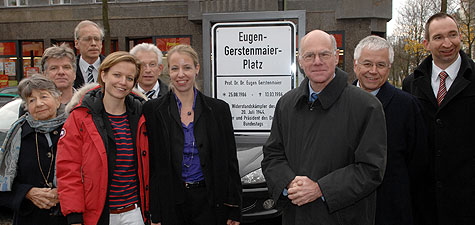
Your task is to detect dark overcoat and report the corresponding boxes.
[354,81,427,225]
[0,123,66,225]
[143,90,242,225]
[262,69,387,225]
[402,50,475,225]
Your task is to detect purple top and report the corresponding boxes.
[175,90,204,183]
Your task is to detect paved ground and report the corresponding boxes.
[0,208,12,225]
[0,210,281,225]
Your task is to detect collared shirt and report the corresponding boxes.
[79,56,101,83]
[431,53,461,97]
[175,89,204,183]
[137,81,160,100]
[308,79,322,102]
[356,81,380,96]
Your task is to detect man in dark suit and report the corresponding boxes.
[353,35,427,225]
[130,43,168,100]
[402,12,475,225]
[73,20,105,89]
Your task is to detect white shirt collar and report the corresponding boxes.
[79,56,101,73]
[431,53,461,83]
[356,80,380,96]
[137,81,160,96]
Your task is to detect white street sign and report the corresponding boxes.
[212,21,296,133]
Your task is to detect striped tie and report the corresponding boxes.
[146,90,156,99]
[87,65,95,83]
[310,93,318,102]
[437,71,448,106]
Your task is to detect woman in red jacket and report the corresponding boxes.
[56,51,149,225]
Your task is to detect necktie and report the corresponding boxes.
[146,90,156,99]
[86,65,95,83]
[437,71,448,106]
[310,93,318,102]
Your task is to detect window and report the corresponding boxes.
[6,0,27,6]
[95,0,116,3]
[50,0,71,5]
[328,31,345,70]
[0,41,18,87]
[22,41,44,78]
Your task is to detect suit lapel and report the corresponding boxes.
[193,93,209,166]
[156,94,183,178]
[375,81,395,109]
[413,72,438,107]
[439,74,469,109]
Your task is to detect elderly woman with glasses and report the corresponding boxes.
[0,74,67,224]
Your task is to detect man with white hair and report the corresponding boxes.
[353,35,427,225]
[130,43,168,100]
[73,20,105,89]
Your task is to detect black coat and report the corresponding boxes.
[402,50,475,225]
[73,55,105,89]
[354,81,428,225]
[0,123,66,225]
[143,90,242,225]
[262,70,387,225]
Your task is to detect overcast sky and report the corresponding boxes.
[387,0,406,36]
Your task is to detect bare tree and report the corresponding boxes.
[454,0,475,58]
[388,0,439,85]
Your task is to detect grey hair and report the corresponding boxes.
[129,43,163,65]
[41,43,77,72]
[74,20,104,40]
[354,35,394,64]
[299,32,338,59]
[18,74,61,105]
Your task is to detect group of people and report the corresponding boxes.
[0,10,474,225]
[262,11,475,225]
[0,20,241,225]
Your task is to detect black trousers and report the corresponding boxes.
[175,186,216,225]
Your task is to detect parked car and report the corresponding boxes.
[0,86,18,107]
[0,98,21,145]
[237,135,283,222]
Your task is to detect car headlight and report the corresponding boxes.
[241,168,266,185]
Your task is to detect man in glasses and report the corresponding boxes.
[353,35,427,225]
[73,20,105,89]
[130,43,168,100]
[261,29,387,225]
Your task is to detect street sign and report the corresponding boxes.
[211,21,296,134]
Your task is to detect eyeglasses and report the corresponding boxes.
[143,62,158,69]
[358,61,390,70]
[78,36,102,43]
[301,51,334,62]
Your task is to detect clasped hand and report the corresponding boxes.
[287,176,322,206]
[26,187,59,209]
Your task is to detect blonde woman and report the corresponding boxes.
[143,45,241,225]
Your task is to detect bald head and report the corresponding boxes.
[298,30,339,92]
[299,30,337,57]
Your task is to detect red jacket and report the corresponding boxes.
[56,85,149,225]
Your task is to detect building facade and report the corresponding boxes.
[0,0,391,88]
